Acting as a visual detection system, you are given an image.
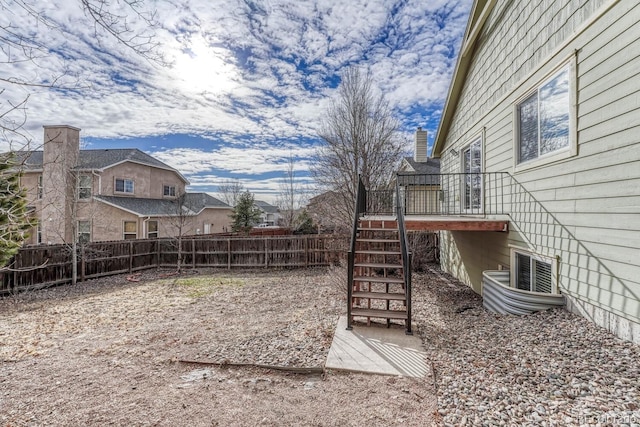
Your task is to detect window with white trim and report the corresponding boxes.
[462,137,482,211]
[123,221,137,240]
[517,66,570,164]
[511,249,555,294]
[78,175,92,200]
[163,185,176,197]
[147,220,158,239]
[36,222,42,244]
[115,178,134,194]
[77,220,91,244]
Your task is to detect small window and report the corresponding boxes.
[115,178,134,194]
[78,175,92,200]
[163,185,176,197]
[517,66,570,164]
[36,222,42,244]
[37,175,43,199]
[78,220,91,244]
[123,221,137,240]
[147,220,158,239]
[512,250,555,293]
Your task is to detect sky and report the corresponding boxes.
[1,0,473,204]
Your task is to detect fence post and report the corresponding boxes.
[192,238,196,269]
[227,238,231,270]
[304,236,309,267]
[81,245,86,283]
[129,241,133,273]
[265,238,268,267]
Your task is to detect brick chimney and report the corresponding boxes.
[414,127,428,163]
[41,125,81,244]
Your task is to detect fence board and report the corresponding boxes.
[1,235,353,294]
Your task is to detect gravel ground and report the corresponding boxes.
[1,266,639,426]
[414,268,640,426]
[0,267,437,426]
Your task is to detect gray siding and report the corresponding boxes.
[439,0,640,328]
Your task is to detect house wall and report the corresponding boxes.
[99,163,185,198]
[439,0,640,342]
[86,202,138,241]
[158,208,233,237]
[193,208,234,234]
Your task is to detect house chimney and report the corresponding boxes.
[41,125,81,244]
[414,127,428,163]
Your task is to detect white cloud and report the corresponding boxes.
[1,0,473,186]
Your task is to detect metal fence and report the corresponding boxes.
[396,172,510,216]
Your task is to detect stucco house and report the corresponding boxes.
[430,0,640,343]
[17,125,232,244]
[254,200,280,226]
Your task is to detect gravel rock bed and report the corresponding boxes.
[2,265,639,426]
[413,268,640,426]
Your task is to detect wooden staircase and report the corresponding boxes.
[348,218,412,334]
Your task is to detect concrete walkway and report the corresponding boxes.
[325,316,429,378]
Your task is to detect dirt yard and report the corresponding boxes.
[0,268,438,426]
[4,266,638,426]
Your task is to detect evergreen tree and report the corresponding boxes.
[0,153,35,268]
[230,191,262,233]
[294,209,317,235]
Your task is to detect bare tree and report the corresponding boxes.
[276,155,306,228]
[163,191,196,273]
[1,0,165,147]
[311,67,404,224]
[217,179,245,207]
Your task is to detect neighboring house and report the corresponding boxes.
[16,125,232,244]
[397,127,441,215]
[306,191,346,234]
[254,200,280,226]
[431,0,640,342]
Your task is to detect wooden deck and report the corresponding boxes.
[364,215,509,232]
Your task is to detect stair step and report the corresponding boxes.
[354,262,403,269]
[355,250,401,255]
[352,291,406,301]
[358,228,398,232]
[351,308,407,320]
[356,238,400,243]
[353,276,404,284]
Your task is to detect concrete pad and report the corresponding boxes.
[325,316,429,378]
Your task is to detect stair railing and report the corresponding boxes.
[347,176,367,330]
[395,177,412,334]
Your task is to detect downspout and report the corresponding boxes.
[142,216,150,239]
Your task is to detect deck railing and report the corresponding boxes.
[346,176,367,329]
[395,179,412,334]
[397,172,510,216]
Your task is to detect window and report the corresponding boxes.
[78,175,92,200]
[77,220,91,244]
[36,222,42,244]
[147,220,158,239]
[123,221,137,240]
[115,178,134,194]
[517,66,570,164]
[37,175,43,199]
[462,138,482,211]
[512,249,555,294]
[163,185,176,197]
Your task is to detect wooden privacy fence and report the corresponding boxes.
[1,235,348,294]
